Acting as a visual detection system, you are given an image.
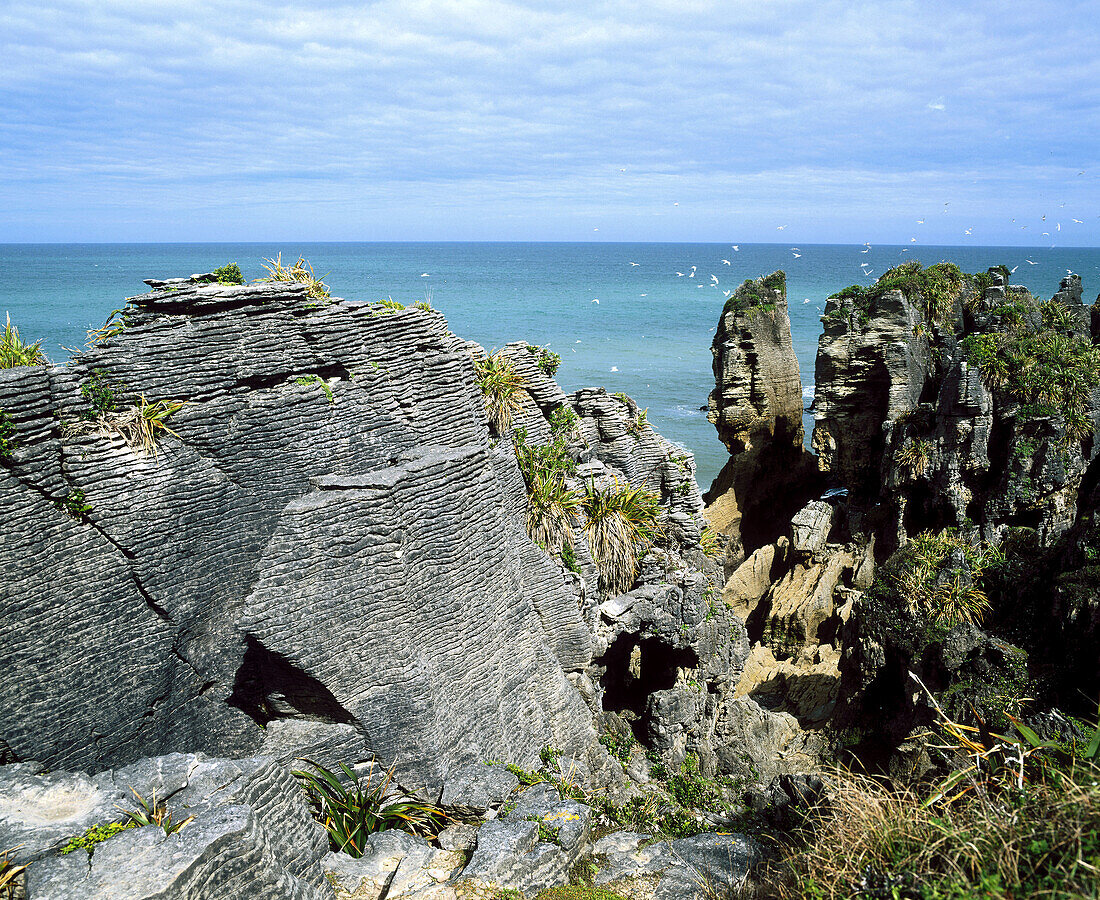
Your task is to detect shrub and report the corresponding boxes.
[527,344,561,377]
[373,298,406,312]
[58,488,91,519]
[549,405,579,437]
[1,314,47,368]
[293,760,446,858]
[0,409,15,461]
[475,351,526,434]
[828,261,966,326]
[581,479,663,595]
[259,254,330,301]
[212,262,244,284]
[80,369,120,418]
[895,437,932,476]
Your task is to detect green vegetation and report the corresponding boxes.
[475,351,527,434]
[598,729,636,764]
[889,530,1000,628]
[559,541,581,574]
[828,261,972,326]
[514,429,579,558]
[963,323,1100,442]
[259,254,331,301]
[527,344,561,377]
[0,409,15,461]
[549,405,579,437]
[537,887,628,900]
[121,788,193,835]
[699,526,721,559]
[295,375,335,404]
[373,298,406,312]
[722,272,784,318]
[102,396,184,459]
[80,369,120,418]
[581,479,663,595]
[212,262,244,284]
[896,437,932,476]
[86,305,136,349]
[60,822,135,857]
[58,488,91,520]
[293,760,446,858]
[1,314,47,368]
[627,407,648,437]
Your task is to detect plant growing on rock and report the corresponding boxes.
[59,822,134,857]
[475,351,526,434]
[71,376,184,460]
[121,788,193,835]
[514,429,579,556]
[527,344,561,377]
[0,847,27,898]
[259,254,330,301]
[0,409,15,461]
[1,314,47,368]
[212,262,244,285]
[581,479,662,595]
[293,760,446,858]
[895,437,932,476]
[892,530,999,627]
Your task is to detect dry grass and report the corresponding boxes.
[0,847,26,900]
[259,253,331,301]
[1,314,47,368]
[582,479,662,595]
[752,763,1100,900]
[475,351,526,434]
[67,395,184,460]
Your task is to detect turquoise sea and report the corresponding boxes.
[3,242,1099,488]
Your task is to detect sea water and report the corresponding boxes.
[2,242,1098,488]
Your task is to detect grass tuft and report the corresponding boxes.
[475,351,527,434]
[1,314,47,369]
[259,254,331,301]
[581,479,663,595]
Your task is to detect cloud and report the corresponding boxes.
[1,0,1099,242]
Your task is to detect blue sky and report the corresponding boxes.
[3,0,1099,244]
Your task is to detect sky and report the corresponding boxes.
[2,0,1099,244]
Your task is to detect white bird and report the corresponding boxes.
[723,290,732,297]
[911,237,918,243]
[917,219,925,224]
[676,271,685,277]
[861,247,870,253]
[421,273,430,277]
[1042,232,1050,237]
[711,274,719,285]
[689,266,696,277]
[964,228,972,235]
[1010,265,1018,273]
[1026,259,1037,265]
[610,366,618,372]
[803,298,811,303]
[673,202,679,207]
[901,248,910,253]
[640,293,647,297]
[793,252,802,258]
[863,269,874,276]
[776,225,788,230]
[629,261,639,266]
[1057,222,1062,231]
[732,245,740,251]
[1073,218,1084,224]
[592,298,600,303]
[721,259,731,265]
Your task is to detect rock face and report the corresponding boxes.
[0,753,333,900]
[0,277,602,789]
[812,267,1100,554]
[704,272,820,561]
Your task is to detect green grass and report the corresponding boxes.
[537,888,629,900]
[0,847,27,897]
[889,530,1000,628]
[581,479,663,596]
[527,344,561,377]
[1,314,47,369]
[723,271,784,318]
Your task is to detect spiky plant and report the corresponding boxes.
[892,530,998,627]
[259,254,330,301]
[120,788,193,835]
[0,847,26,899]
[896,437,932,476]
[293,760,446,858]
[525,466,580,555]
[475,351,526,434]
[106,396,184,459]
[581,479,663,595]
[1,314,47,368]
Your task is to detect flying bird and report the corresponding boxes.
[721,259,731,265]
[776,225,788,230]
[723,290,732,297]
[964,228,973,235]
[676,271,685,277]
[1057,223,1062,231]
[711,274,719,284]
[732,245,740,251]
[792,252,802,258]
[1073,218,1084,223]
[1010,265,1019,273]
[421,273,430,277]
[689,266,697,277]
[917,219,925,224]
[911,238,918,243]
[592,298,600,303]
[629,261,639,266]
[1026,259,1037,265]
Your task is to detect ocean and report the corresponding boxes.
[3,242,1098,488]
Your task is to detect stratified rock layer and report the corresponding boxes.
[0,279,595,790]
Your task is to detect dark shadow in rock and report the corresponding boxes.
[227,636,357,729]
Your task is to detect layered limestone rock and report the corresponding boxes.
[812,267,1100,553]
[0,277,604,789]
[704,272,819,562]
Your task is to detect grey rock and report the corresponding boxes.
[789,501,834,556]
[440,764,519,811]
[437,824,479,852]
[461,818,570,893]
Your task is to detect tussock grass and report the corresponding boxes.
[0,847,26,899]
[893,530,999,627]
[582,479,662,595]
[68,394,184,460]
[475,351,526,434]
[1,314,47,368]
[259,253,331,301]
[753,764,1100,900]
